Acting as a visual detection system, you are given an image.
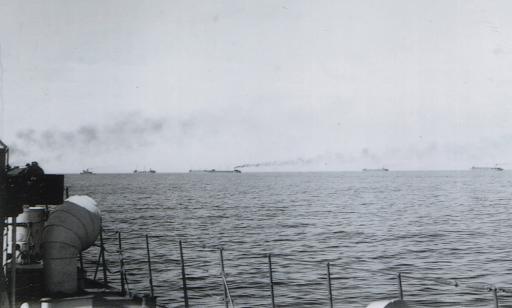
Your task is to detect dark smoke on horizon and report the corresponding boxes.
[234,158,312,169]
[234,148,389,170]
[234,153,347,169]
[10,115,167,161]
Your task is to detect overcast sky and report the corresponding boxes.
[0,0,512,172]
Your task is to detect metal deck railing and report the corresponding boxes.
[80,228,510,308]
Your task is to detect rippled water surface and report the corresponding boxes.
[68,171,512,307]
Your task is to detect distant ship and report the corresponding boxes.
[80,169,94,174]
[362,168,389,172]
[133,168,156,174]
[471,166,504,171]
[189,169,242,173]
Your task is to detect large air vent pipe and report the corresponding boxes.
[42,196,101,294]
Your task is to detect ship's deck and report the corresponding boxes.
[11,264,155,308]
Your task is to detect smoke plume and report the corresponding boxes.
[234,152,350,169]
[10,114,167,161]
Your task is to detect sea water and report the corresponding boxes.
[69,171,512,307]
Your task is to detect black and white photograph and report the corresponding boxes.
[0,1,512,307]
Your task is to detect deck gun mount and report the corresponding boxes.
[0,140,64,307]
[0,141,64,218]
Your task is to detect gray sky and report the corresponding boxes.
[1,0,512,172]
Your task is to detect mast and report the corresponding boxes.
[0,140,10,307]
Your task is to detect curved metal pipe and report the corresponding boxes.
[42,196,101,294]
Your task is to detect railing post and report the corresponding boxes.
[118,232,125,295]
[327,262,333,308]
[10,218,16,308]
[268,253,275,308]
[93,248,102,280]
[398,272,403,300]
[145,234,154,297]
[493,288,499,308]
[219,248,228,308]
[179,240,189,308]
[100,226,108,285]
